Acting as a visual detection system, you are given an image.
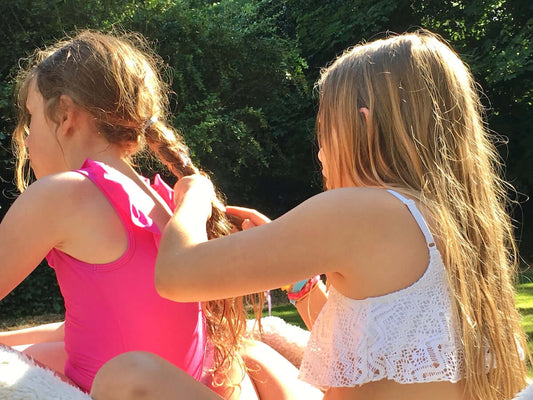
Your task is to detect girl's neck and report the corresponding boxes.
[61,107,133,177]
[84,150,138,181]
[58,140,139,187]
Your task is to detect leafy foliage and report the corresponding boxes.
[130,1,316,211]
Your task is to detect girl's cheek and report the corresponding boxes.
[318,148,324,163]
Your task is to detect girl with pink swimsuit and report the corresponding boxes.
[0,30,255,398]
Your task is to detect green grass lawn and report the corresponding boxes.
[516,282,533,357]
[263,303,306,329]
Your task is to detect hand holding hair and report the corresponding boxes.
[173,174,217,222]
[225,205,271,230]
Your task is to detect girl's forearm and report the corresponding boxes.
[163,187,210,253]
[0,321,65,346]
[155,210,208,298]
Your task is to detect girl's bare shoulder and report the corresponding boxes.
[313,187,432,298]
[294,187,407,224]
[16,171,111,226]
[24,171,101,202]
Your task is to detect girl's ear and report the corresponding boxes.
[359,107,373,138]
[359,107,370,123]
[56,94,77,136]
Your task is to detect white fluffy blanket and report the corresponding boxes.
[0,344,91,400]
[515,384,533,400]
[246,316,309,368]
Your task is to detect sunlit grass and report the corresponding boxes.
[263,303,306,329]
[516,283,533,362]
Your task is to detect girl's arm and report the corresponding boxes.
[0,175,74,301]
[225,206,328,330]
[0,321,65,346]
[155,176,369,302]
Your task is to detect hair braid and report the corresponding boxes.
[144,120,264,384]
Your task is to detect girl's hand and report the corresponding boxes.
[173,175,216,222]
[225,206,271,230]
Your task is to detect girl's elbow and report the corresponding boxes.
[154,261,191,301]
[154,261,175,299]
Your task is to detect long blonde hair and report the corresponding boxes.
[12,30,263,383]
[317,30,528,399]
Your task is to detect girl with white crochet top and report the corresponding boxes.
[92,30,529,400]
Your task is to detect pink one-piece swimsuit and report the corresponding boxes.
[46,159,206,392]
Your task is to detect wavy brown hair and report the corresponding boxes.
[12,30,263,384]
[317,30,528,399]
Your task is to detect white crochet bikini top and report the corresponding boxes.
[298,190,464,389]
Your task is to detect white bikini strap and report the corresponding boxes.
[386,190,436,248]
